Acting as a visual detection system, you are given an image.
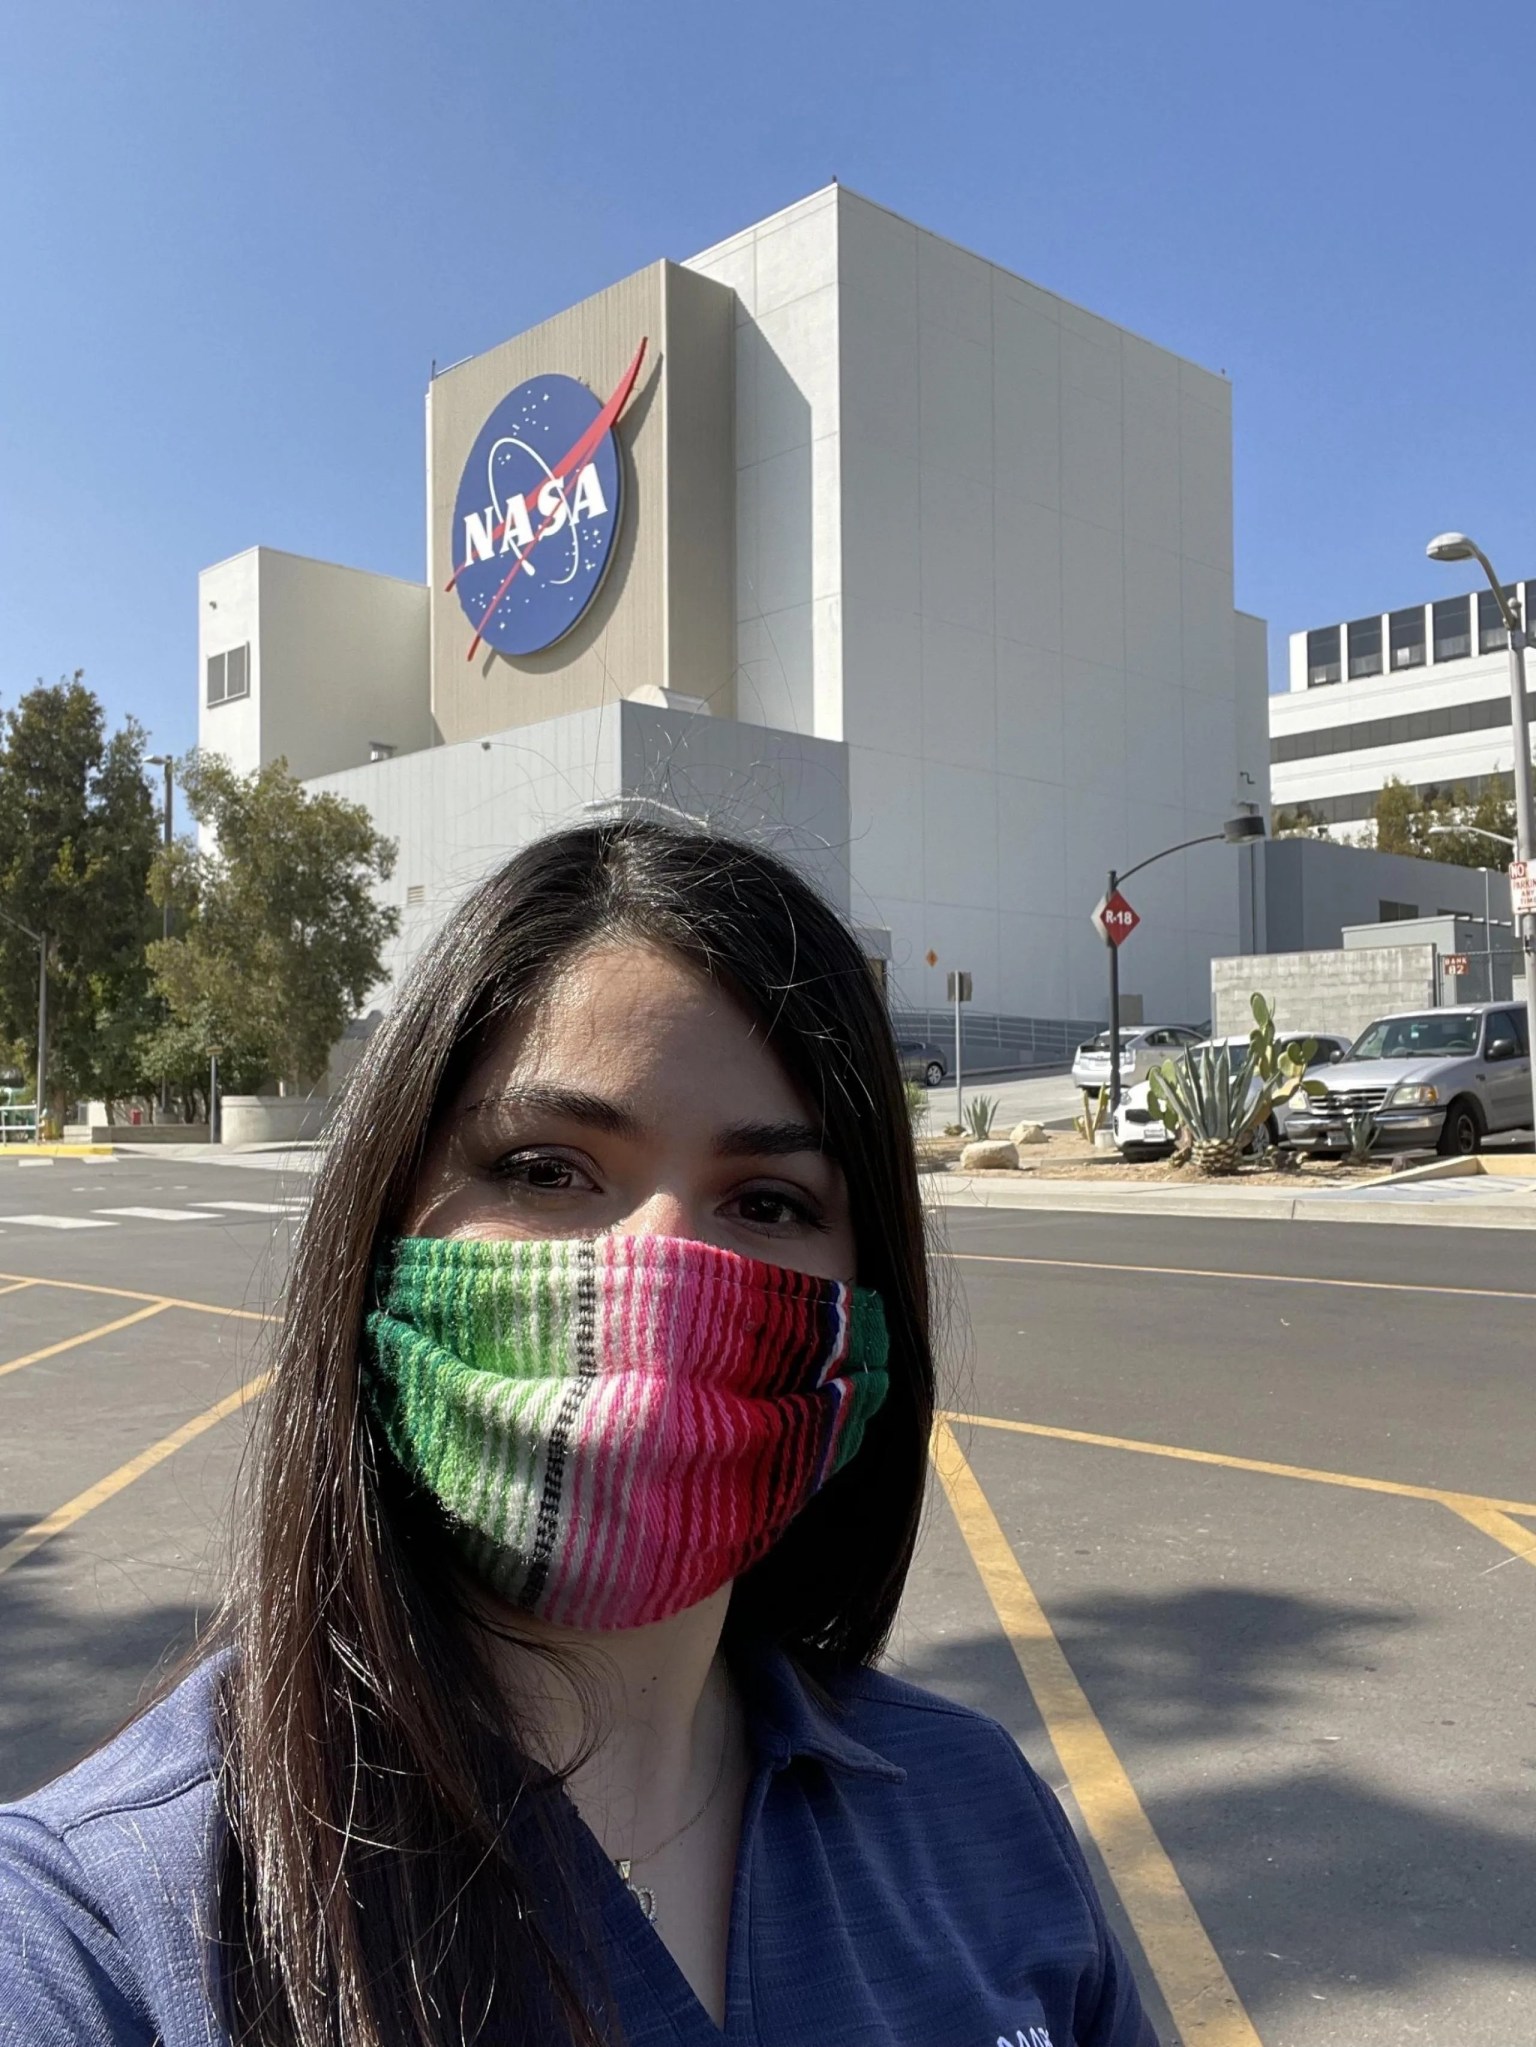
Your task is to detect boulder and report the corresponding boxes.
[1009,1121,1048,1146]
[959,1138,1021,1172]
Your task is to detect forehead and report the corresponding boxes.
[467,941,804,1108]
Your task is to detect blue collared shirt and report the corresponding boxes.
[0,1650,1157,2045]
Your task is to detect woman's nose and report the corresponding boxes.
[611,1189,699,1243]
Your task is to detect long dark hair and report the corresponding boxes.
[217,818,934,2047]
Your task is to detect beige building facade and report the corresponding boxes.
[198,184,1273,1045]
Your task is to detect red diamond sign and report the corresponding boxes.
[1091,890,1140,948]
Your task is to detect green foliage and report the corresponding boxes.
[1146,994,1322,1175]
[1371,777,1517,869]
[0,675,160,1125]
[962,1093,998,1140]
[903,1079,929,1131]
[1343,1106,1381,1166]
[1272,805,1331,839]
[1073,1087,1109,1142]
[148,753,399,1091]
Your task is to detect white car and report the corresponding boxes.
[1071,1025,1204,1096]
[1113,1033,1349,1158]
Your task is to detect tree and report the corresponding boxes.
[1370,776,1517,870]
[149,754,399,1092]
[1272,805,1331,839]
[0,676,160,1127]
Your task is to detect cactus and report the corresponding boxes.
[1074,1087,1110,1143]
[1146,994,1323,1177]
[963,1093,998,1140]
[1343,1106,1381,1165]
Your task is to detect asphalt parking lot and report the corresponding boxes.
[0,1154,1531,2045]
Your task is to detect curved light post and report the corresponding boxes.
[1103,813,1266,1115]
[0,906,48,1140]
[1426,534,1536,1136]
[1427,822,1515,998]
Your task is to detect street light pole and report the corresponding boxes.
[146,754,175,1120]
[0,907,48,1140]
[1102,814,1266,1118]
[1427,535,1536,1137]
[1427,823,1514,1000]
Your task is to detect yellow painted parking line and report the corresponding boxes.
[0,1270,275,1323]
[948,1249,1536,1305]
[0,1301,171,1382]
[0,1372,272,1579]
[0,1278,37,1298]
[943,1411,1536,1521]
[1441,1497,1536,1572]
[931,1420,1263,2046]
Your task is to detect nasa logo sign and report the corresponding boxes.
[448,338,646,660]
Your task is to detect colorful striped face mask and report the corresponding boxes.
[363,1232,890,1631]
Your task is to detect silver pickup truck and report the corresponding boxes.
[1286,1001,1532,1157]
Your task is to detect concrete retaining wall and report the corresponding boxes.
[1212,944,1439,1042]
[219,1096,330,1147]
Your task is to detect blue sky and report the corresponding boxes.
[3,0,1533,756]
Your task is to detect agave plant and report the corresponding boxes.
[1146,994,1322,1177]
[1343,1106,1381,1165]
[963,1093,999,1141]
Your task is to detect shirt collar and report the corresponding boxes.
[736,1642,907,1785]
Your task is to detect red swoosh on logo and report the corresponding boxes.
[449,336,648,661]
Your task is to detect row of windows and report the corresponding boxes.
[1305,586,1529,687]
[1278,772,1512,826]
[206,645,250,707]
[1271,688,1535,763]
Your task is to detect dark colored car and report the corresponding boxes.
[895,1040,948,1087]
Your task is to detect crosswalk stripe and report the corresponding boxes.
[0,1214,114,1230]
[94,1207,223,1223]
[201,1200,297,1215]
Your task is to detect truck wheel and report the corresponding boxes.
[1436,1100,1482,1157]
[924,1061,944,1087]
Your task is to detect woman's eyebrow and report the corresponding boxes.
[713,1119,828,1159]
[469,1085,642,1138]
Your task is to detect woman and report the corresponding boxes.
[0,820,1156,2047]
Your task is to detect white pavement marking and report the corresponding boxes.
[201,1200,295,1215]
[17,1158,54,1169]
[0,1214,114,1230]
[94,1206,223,1223]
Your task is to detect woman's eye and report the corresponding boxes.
[490,1151,597,1193]
[729,1187,824,1231]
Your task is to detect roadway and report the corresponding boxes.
[0,1153,1531,2044]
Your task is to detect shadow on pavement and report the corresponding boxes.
[0,1520,212,1802]
[897,1586,1533,2013]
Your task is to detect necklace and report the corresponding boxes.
[613,1714,731,1924]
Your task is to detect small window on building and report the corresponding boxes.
[1388,606,1426,670]
[206,644,251,707]
[1306,626,1342,687]
[406,884,426,908]
[1431,594,1471,663]
[1347,615,1382,679]
[1378,899,1419,922]
[368,740,397,762]
[1478,587,1516,653]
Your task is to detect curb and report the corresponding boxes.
[0,1144,115,1161]
[921,1173,1536,1231]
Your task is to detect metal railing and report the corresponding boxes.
[0,1104,40,1143]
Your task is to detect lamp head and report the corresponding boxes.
[1221,813,1266,844]
[1427,532,1476,563]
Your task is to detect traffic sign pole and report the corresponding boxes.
[1107,869,1122,1118]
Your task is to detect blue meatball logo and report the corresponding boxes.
[448,340,645,660]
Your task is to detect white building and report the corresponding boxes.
[1271,581,1536,837]
[198,185,1272,1054]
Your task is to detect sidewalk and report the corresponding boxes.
[922,1168,1536,1230]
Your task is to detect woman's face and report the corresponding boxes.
[406,941,856,1281]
